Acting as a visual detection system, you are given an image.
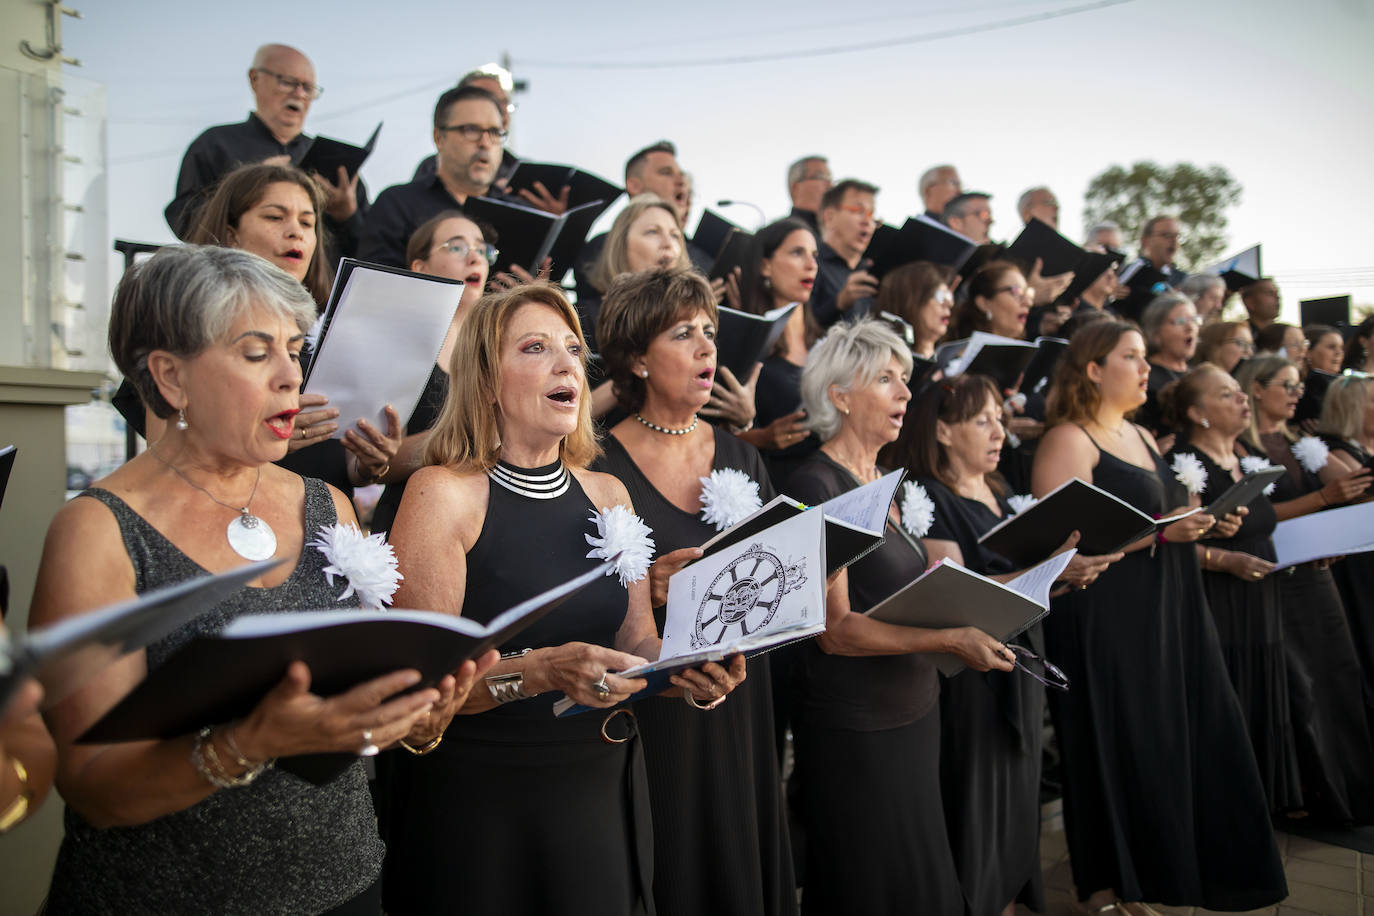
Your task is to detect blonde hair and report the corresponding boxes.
[423,283,600,472]
[1233,354,1298,446]
[587,194,689,293]
[1318,372,1373,442]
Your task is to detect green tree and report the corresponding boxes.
[1082,161,1242,270]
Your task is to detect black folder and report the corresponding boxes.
[0,444,13,511]
[715,303,796,379]
[940,334,1038,393]
[709,228,755,282]
[977,477,1199,567]
[1055,250,1120,306]
[862,216,979,279]
[1204,466,1286,518]
[1300,295,1351,329]
[1115,261,1171,323]
[693,209,741,259]
[298,123,381,179]
[80,558,616,784]
[503,161,623,213]
[1296,369,1338,424]
[1003,218,1084,277]
[461,196,607,280]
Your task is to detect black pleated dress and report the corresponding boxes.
[593,428,798,916]
[920,477,1045,916]
[381,461,654,915]
[1261,432,1374,824]
[787,452,962,916]
[1164,442,1301,813]
[1042,427,1285,909]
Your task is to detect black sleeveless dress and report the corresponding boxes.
[47,480,385,915]
[1321,436,1374,716]
[920,477,1045,916]
[786,452,962,916]
[380,461,654,915]
[1041,428,1285,909]
[594,428,797,916]
[1164,442,1301,813]
[1260,433,1374,824]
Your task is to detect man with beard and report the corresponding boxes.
[357,85,509,267]
[165,44,368,257]
[809,179,880,327]
[410,66,521,192]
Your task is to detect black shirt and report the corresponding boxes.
[808,240,872,328]
[165,113,369,258]
[788,206,818,233]
[356,173,472,268]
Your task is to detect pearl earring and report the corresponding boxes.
[983,310,993,320]
[1200,417,1210,429]
[640,370,649,379]
[763,276,772,290]
[176,408,189,431]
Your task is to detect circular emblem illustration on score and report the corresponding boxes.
[692,542,807,650]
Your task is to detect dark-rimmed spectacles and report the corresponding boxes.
[438,124,508,143]
[1006,643,1069,691]
[254,67,322,99]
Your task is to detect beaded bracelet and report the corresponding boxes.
[192,726,273,788]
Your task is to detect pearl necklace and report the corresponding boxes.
[635,413,698,436]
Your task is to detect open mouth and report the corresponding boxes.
[546,386,577,405]
[696,367,715,389]
[284,100,304,114]
[800,277,815,290]
[465,271,484,286]
[280,249,304,263]
[265,408,300,439]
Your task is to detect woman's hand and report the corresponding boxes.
[1162,509,1215,543]
[722,267,744,311]
[1217,549,1275,581]
[940,628,1016,672]
[490,258,554,292]
[288,393,338,452]
[743,409,808,451]
[524,642,649,708]
[231,663,441,762]
[1207,506,1247,539]
[402,650,500,746]
[648,547,703,608]
[699,363,760,431]
[670,654,746,706]
[1052,531,1123,590]
[1320,468,1373,506]
[344,406,402,484]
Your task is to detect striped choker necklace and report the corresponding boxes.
[489,459,571,500]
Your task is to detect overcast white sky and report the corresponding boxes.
[78,0,1374,320]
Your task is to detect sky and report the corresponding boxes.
[73,0,1374,323]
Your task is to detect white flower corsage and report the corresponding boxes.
[1171,451,1208,496]
[1239,455,1279,495]
[1007,493,1039,515]
[303,312,326,354]
[900,481,935,538]
[698,468,762,531]
[1291,436,1329,474]
[308,522,403,611]
[586,505,655,586]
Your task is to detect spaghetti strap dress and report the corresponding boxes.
[1041,427,1285,909]
[594,428,797,916]
[380,460,654,915]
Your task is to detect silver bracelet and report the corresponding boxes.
[192,726,273,788]
[486,672,532,705]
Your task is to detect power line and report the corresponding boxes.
[515,0,1133,71]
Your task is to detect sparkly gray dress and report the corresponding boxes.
[45,479,385,915]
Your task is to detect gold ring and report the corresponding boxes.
[1252,571,1263,579]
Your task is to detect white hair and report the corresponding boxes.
[800,319,913,441]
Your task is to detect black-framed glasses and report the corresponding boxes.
[1005,643,1070,691]
[438,123,508,143]
[434,239,499,265]
[1268,380,1304,395]
[254,67,323,99]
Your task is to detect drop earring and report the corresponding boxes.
[763,276,772,290]
[1200,417,1210,429]
[176,408,189,431]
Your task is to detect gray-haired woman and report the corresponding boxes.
[784,318,1013,915]
[30,246,492,914]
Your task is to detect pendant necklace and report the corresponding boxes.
[152,450,277,561]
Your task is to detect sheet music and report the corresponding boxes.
[1003,549,1076,606]
[820,469,904,533]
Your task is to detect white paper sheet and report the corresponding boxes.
[820,468,904,534]
[1272,502,1374,570]
[305,265,463,437]
[1003,549,1077,605]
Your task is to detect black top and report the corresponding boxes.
[787,451,937,731]
[920,477,1016,576]
[165,113,369,257]
[809,240,873,328]
[788,206,819,233]
[356,173,470,268]
[370,364,449,534]
[753,355,818,490]
[1166,441,1277,560]
[1137,362,1184,438]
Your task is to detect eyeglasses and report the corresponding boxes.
[1005,644,1069,691]
[438,123,508,143]
[1168,315,1203,328]
[839,204,875,219]
[995,285,1029,299]
[254,67,323,99]
[433,240,499,265]
[1225,338,1255,354]
[933,288,953,305]
[1267,380,1305,395]
[878,311,915,347]
[801,172,832,183]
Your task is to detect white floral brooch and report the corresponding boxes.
[303,312,326,355]
[1291,436,1329,474]
[900,481,935,538]
[1171,451,1207,496]
[1007,493,1039,515]
[699,468,762,531]
[1239,455,1279,495]
[586,505,655,586]
[309,522,403,611]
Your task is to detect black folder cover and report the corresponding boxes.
[708,228,755,282]
[1019,337,1068,395]
[693,209,741,259]
[1055,250,1120,306]
[1204,466,1287,518]
[862,216,978,279]
[714,304,795,378]
[461,196,606,279]
[503,162,623,212]
[1003,218,1084,277]
[79,559,614,784]
[298,123,381,179]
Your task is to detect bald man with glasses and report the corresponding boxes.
[165,43,369,257]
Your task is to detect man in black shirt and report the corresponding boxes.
[786,155,831,232]
[356,85,509,267]
[411,66,520,191]
[165,44,368,256]
[809,179,880,328]
[1121,215,1187,288]
[918,164,961,221]
[1241,277,1282,340]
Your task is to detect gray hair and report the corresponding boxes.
[1179,273,1225,301]
[800,319,914,441]
[1140,291,1194,350]
[786,155,827,188]
[109,245,317,418]
[1017,186,1051,220]
[918,164,955,194]
[1084,220,1120,243]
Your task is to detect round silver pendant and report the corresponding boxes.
[226,513,277,561]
